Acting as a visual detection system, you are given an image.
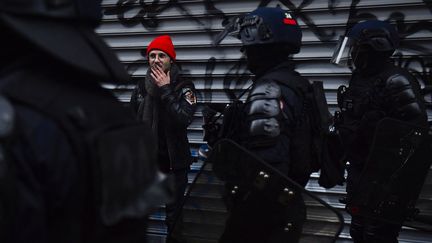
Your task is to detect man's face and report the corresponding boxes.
[148,50,172,73]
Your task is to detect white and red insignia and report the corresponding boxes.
[183,88,197,105]
[283,12,297,25]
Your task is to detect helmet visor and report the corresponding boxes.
[331,36,357,66]
[213,16,243,46]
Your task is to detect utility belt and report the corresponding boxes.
[337,85,371,120]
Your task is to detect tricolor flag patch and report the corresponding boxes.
[283,12,297,25]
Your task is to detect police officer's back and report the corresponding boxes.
[331,20,428,242]
[0,1,164,242]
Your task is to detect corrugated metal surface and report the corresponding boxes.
[99,1,432,242]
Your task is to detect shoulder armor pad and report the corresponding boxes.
[247,99,280,116]
[386,73,412,90]
[244,81,283,140]
[249,118,280,138]
[0,96,15,139]
[383,73,426,121]
[248,81,281,101]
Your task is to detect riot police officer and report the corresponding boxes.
[0,0,169,242]
[214,7,316,243]
[331,20,428,242]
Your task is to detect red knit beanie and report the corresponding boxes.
[146,35,176,61]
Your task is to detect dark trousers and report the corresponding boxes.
[158,157,189,241]
[165,169,188,233]
[346,166,402,243]
[350,215,402,243]
[219,190,306,243]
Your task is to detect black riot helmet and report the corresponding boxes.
[214,7,302,54]
[242,8,302,75]
[331,20,399,69]
[0,0,128,82]
[239,7,302,54]
[213,7,302,76]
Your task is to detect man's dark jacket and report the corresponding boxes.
[130,64,196,170]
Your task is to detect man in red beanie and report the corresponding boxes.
[130,35,197,243]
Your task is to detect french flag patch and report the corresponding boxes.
[283,12,297,25]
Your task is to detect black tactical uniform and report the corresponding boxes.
[242,61,313,187]
[218,62,311,243]
[332,20,428,243]
[213,7,314,243]
[0,1,169,242]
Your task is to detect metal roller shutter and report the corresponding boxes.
[99,1,432,242]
